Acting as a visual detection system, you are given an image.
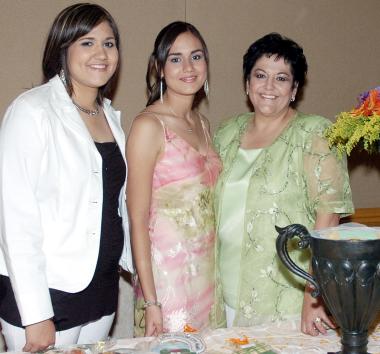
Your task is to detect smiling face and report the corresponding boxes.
[67,21,119,97]
[247,55,298,118]
[163,31,207,98]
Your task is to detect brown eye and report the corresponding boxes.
[104,41,115,48]
[80,41,93,47]
[169,57,181,63]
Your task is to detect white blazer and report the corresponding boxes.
[0,75,133,326]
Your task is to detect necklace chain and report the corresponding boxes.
[168,106,193,133]
[72,100,100,116]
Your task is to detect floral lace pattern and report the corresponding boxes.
[214,112,354,326]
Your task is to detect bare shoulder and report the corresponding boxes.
[128,111,165,143]
[131,111,164,133]
[127,110,165,158]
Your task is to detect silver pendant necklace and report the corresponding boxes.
[168,105,193,133]
[72,100,100,116]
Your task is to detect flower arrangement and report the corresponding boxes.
[325,86,380,156]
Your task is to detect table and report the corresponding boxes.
[3,319,380,353]
[112,318,380,354]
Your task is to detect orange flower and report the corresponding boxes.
[183,324,198,333]
[352,88,380,117]
[227,335,249,345]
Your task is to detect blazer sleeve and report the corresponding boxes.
[302,118,354,216]
[0,97,54,326]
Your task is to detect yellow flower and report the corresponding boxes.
[325,87,380,156]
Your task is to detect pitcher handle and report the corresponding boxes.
[275,224,320,298]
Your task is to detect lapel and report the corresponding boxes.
[49,75,94,144]
[49,76,125,157]
[215,114,252,230]
[103,101,126,160]
[223,114,251,172]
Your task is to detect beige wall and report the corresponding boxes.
[1,0,379,209]
[0,0,379,347]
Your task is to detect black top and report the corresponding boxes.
[0,142,126,330]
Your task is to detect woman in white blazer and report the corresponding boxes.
[0,3,133,352]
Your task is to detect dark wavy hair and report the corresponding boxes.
[42,3,120,104]
[243,33,307,95]
[146,21,209,106]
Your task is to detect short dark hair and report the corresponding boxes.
[243,33,307,92]
[42,3,120,104]
[146,21,209,106]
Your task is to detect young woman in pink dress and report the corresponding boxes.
[127,22,224,337]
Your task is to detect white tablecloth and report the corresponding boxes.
[3,319,380,353]
[113,318,380,354]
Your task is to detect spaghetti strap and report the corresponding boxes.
[199,114,210,154]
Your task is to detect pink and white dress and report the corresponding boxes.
[134,115,221,335]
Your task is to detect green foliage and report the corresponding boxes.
[325,113,380,157]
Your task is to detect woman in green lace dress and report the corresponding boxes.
[214,33,354,336]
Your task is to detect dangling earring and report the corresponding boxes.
[246,90,249,96]
[290,97,295,102]
[160,78,164,103]
[204,79,209,98]
[59,69,66,86]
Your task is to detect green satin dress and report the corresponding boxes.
[219,148,262,309]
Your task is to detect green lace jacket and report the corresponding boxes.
[213,112,354,326]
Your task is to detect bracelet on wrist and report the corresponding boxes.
[142,300,162,309]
